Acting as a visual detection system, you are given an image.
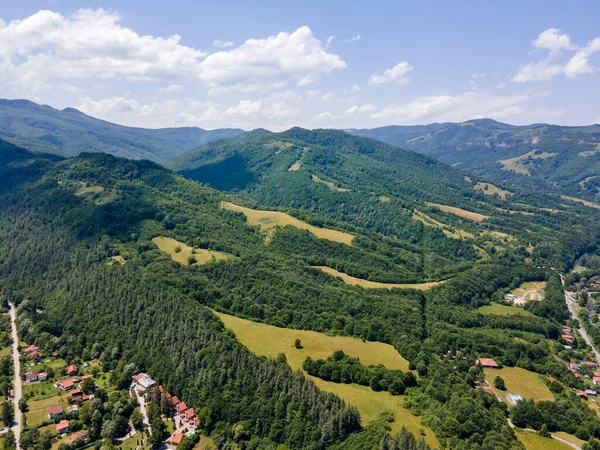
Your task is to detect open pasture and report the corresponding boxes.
[314,266,444,291]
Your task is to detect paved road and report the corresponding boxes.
[564,290,600,365]
[9,303,22,449]
[507,418,581,450]
[136,391,151,435]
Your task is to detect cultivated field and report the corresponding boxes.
[498,150,557,176]
[314,266,444,291]
[152,237,231,266]
[425,202,489,222]
[220,202,355,245]
[215,312,439,447]
[311,174,350,192]
[478,303,532,316]
[510,281,546,301]
[483,367,554,403]
[474,182,512,200]
[515,429,573,450]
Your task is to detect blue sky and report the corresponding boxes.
[1,0,599,130]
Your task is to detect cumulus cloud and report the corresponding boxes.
[371,89,549,123]
[346,104,376,114]
[343,35,361,43]
[159,84,185,94]
[198,26,347,94]
[213,40,234,48]
[513,28,600,82]
[368,61,414,86]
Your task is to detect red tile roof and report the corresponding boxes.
[177,402,187,413]
[62,379,74,389]
[171,396,180,406]
[67,364,77,374]
[57,420,69,432]
[171,433,183,445]
[47,405,63,416]
[478,358,499,368]
[67,432,88,444]
[132,373,149,383]
[184,408,195,420]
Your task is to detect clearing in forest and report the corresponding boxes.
[314,266,444,291]
[152,237,231,266]
[515,429,574,450]
[111,255,126,265]
[412,210,475,239]
[478,303,532,316]
[311,174,351,192]
[474,182,512,200]
[510,281,546,301]
[75,184,121,204]
[499,150,557,176]
[425,202,489,222]
[560,195,600,210]
[215,312,438,447]
[483,367,554,403]
[220,202,354,245]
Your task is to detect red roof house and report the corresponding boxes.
[171,433,183,445]
[67,432,88,445]
[170,396,180,407]
[177,402,187,414]
[184,408,195,421]
[478,358,499,369]
[47,405,64,419]
[67,364,78,376]
[25,371,38,382]
[56,420,70,434]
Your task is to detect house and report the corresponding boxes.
[67,364,78,376]
[477,358,499,369]
[595,371,600,378]
[176,402,187,415]
[562,326,572,335]
[577,391,588,400]
[132,373,157,392]
[38,372,48,382]
[24,345,40,356]
[586,389,597,397]
[170,396,180,407]
[47,405,64,419]
[25,371,38,382]
[188,415,198,428]
[584,361,598,370]
[183,408,195,422]
[51,352,59,358]
[56,379,75,390]
[71,389,82,402]
[593,377,600,386]
[569,363,581,372]
[562,334,574,343]
[67,405,79,415]
[67,431,88,445]
[56,420,70,434]
[171,433,183,446]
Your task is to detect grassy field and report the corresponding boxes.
[152,237,231,266]
[311,175,351,192]
[119,432,143,450]
[474,182,512,200]
[215,312,439,447]
[314,266,444,291]
[27,396,68,428]
[552,432,585,448]
[561,195,600,210]
[499,150,557,176]
[111,255,126,265]
[220,202,355,245]
[75,184,121,205]
[484,367,554,403]
[194,435,216,450]
[412,210,475,239]
[515,429,573,450]
[478,303,532,316]
[425,202,489,222]
[511,281,546,301]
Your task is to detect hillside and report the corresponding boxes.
[349,120,600,200]
[0,99,244,162]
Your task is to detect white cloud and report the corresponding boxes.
[159,84,185,94]
[344,84,361,95]
[371,89,549,124]
[368,61,414,86]
[564,37,600,77]
[213,40,234,48]
[343,35,361,43]
[346,104,376,114]
[325,36,335,49]
[534,28,575,52]
[198,26,347,94]
[313,111,340,121]
[78,96,141,117]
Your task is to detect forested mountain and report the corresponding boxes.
[0,99,244,162]
[349,120,600,200]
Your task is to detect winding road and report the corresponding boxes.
[9,303,22,449]
[564,290,600,365]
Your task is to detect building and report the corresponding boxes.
[67,432,88,445]
[38,372,48,382]
[170,396,180,408]
[569,363,581,372]
[183,408,195,422]
[176,402,187,415]
[171,433,183,446]
[56,379,75,390]
[67,405,79,415]
[132,373,157,392]
[56,420,69,434]
[67,364,78,376]
[47,405,64,419]
[24,345,40,357]
[562,326,572,335]
[564,345,573,350]
[577,391,588,400]
[506,393,523,405]
[586,389,597,397]
[477,358,499,369]
[71,389,82,402]
[584,361,598,370]
[593,377,600,386]
[25,371,38,382]
[562,334,574,343]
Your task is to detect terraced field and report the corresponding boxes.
[314,266,444,291]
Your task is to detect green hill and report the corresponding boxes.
[0,98,244,161]
[349,119,600,200]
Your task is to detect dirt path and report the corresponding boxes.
[9,303,22,449]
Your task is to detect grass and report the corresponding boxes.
[221,202,355,245]
[425,202,489,222]
[511,281,546,301]
[474,182,512,200]
[515,429,573,450]
[499,150,557,176]
[288,160,302,172]
[75,184,121,205]
[311,175,350,192]
[119,432,143,450]
[552,432,586,448]
[26,395,68,428]
[194,435,216,450]
[314,266,444,291]
[483,367,554,403]
[152,237,231,266]
[111,255,126,265]
[412,210,475,239]
[23,380,61,400]
[215,312,438,447]
[560,195,600,210]
[478,303,532,316]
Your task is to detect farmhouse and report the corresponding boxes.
[171,433,183,446]
[477,358,499,369]
[47,405,64,419]
[25,371,38,382]
[67,364,78,376]
[68,431,88,445]
[56,420,70,434]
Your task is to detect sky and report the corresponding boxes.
[1,0,600,131]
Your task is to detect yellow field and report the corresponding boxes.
[288,160,302,172]
[515,429,573,450]
[311,174,350,192]
[111,255,126,265]
[152,237,231,266]
[499,151,557,176]
[561,195,600,210]
[474,182,512,200]
[511,281,546,301]
[412,210,475,239]
[220,202,355,245]
[484,367,554,403]
[315,266,444,291]
[215,312,439,447]
[478,303,532,316]
[425,202,489,222]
